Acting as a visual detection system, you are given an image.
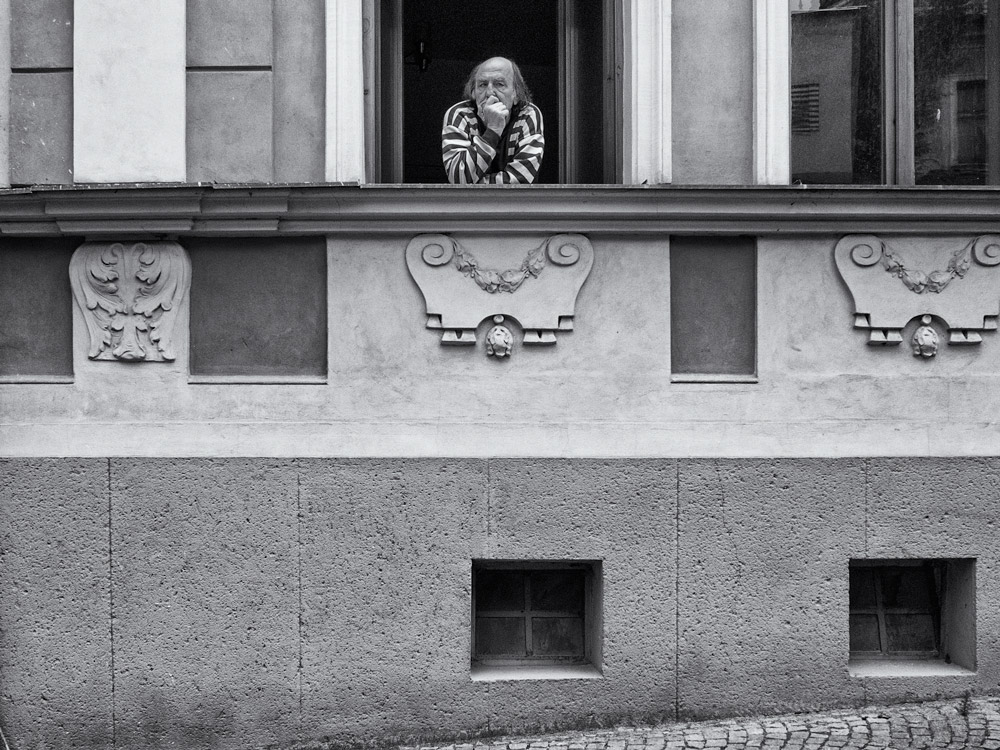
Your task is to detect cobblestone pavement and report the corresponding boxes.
[403,697,1000,750]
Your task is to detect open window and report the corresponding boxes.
[369,0,623,184]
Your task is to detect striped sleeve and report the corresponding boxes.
[481,104,545,185]
[441,102,500,185]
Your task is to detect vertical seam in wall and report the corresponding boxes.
[864,458,869,557]
[296,470,303,728]
[107,458,116,747]
[674,460,680,722]
[486,458,492,540]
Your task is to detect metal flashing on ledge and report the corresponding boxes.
[0,185,996,237]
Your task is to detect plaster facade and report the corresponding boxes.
[1,1,1000,749]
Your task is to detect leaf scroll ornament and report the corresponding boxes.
[70,241,191,362]
[851,236,1000,294]
[421,235,581,293]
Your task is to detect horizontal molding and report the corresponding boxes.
[1,419,998,458]
[0,185,995,237]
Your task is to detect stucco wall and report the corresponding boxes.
[3,233,999,458]
[671,0,754,184]
[2,457,996,749]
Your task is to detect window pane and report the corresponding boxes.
[849,567,877,609]
[880,567,933,610]
[476,617,526,656]
[532,617,585,656]
[885,614,937,651]
[476,570,525,612]
[849,613,882,651]
[914,0,990,184]
[790,0,884,183]
[530,570,585,613]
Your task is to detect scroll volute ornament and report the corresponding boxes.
[835,235,1000,349]
[70,241,191,362]
[406,234,594,349]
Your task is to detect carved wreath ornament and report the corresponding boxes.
[406,234,594,352]
[70,242,191,362]
[834,234,1000,353]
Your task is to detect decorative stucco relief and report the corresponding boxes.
[406,234,594,353]
[70,241,191,362]
[835,235,1000,350]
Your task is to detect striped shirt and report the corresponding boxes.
[441,100,544,184]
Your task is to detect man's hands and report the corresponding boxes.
[478,95,510,135]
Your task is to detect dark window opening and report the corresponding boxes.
[377,0,621,184]
[849,559,977,670]
[472,561,600,667]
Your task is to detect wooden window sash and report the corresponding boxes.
[473,566,589,663]
[851,563,942,658]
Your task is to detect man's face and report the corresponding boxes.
[474,58,516,111]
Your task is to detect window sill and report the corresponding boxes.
[188,375,327,385]
[471,663,603,682]
[0,375,74,384]
[849,659,976,678]
[670,373,758,384]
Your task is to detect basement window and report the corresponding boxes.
[472,560,602,680]
[849,559,976,677]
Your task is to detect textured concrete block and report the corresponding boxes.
[0,459,111,748]
[10,0,72,69]
[273,0,325,182]
[187,70,273,182]
[0,238,75,377]
[863,458,1000,703]
[9,71,72,184]
[298,459,489,744]
[187,0,272,67]
[110,459,299,749]
[483,459,677,733]
[677,459,867,719]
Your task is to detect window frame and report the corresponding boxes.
[471,560,602,671]
[776,0,1000,185]
[848,558,978,675]
[361,0,667,185]
[849,560,943,661]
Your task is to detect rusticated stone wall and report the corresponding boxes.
[1,457,996,749]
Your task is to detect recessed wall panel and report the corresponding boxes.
[187,70,273,182]
[188,238,326,377]
[670,236,756,376]
[0,239,75,378]
[9,71,72,184]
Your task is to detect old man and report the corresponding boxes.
[441,56,544,184]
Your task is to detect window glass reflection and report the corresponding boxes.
[914,0,989,184]
[790,0,884,184]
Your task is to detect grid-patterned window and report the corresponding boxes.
[849,562,941,658]
[472,562,598,665]
[791,83,821,133]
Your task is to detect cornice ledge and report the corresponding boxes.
[0,184,997,237]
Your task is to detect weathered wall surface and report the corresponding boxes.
[3,234,999,458]
[671,0,754,184]
[1,457,996,748]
